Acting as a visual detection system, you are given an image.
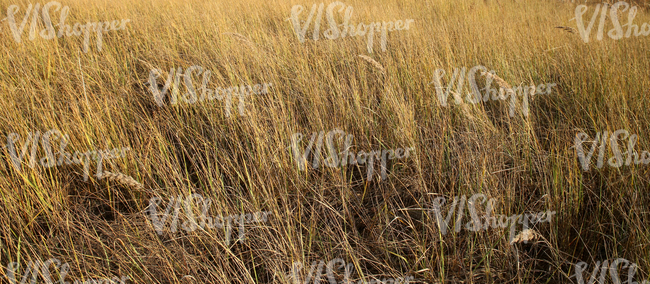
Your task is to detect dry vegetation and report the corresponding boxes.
[1,0,649,283]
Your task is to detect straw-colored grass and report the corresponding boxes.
[1,0,649,283]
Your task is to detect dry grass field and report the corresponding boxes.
[1,0,650,283]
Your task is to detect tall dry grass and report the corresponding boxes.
[0,0,649,283]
